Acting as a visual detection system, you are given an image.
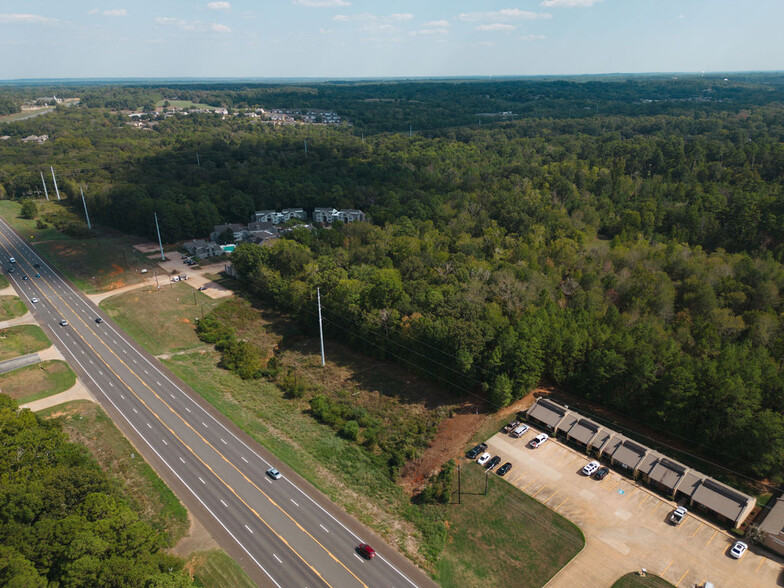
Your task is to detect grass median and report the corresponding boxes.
[0,359,76,404]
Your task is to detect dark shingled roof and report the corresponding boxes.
[527,399,569,429]
[568,418,602,445]
[612,440,648,470]
[648,457,688,491]
[678,471,703,498]
[556,413,578,435]
[691,479,753,524]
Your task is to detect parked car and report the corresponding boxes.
[486,456,501,470]
[357,543,376,559]
[59,319,68,326]
[266,467,281,480]
[476,452,491,466]
[669,506,688,525]
[497,462,512,476]
[582,461,600,476]
[594,467,610,480]
[466,443,488,459]
[511,424,529,438]
[530,433,549,448]
[729,541,748,559]
[502,420,520,434]
[198,285,207,291]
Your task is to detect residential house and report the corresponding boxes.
[183,239,224,260]
[210,223,248,244]
[313,207,366,225]
[758,497,784,556]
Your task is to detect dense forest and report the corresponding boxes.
[2,77,784,484]
[0,395,190,587]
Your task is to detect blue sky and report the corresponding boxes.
[1,0,781,79]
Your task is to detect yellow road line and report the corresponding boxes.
[674,568,689,587]
[755,557,766,573]
[690,522,703,537]
[0,235,364,588]
[706,530,718,546]
[555,497,568,511]
[660,561,673,576]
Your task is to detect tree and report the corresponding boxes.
[20,199,37,219]
[489,373,513,411]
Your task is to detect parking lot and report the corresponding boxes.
[483,429,783,588]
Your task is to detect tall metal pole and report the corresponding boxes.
[196,152,200,167]
[154,212,165,261]
[304,140,308,157]
[50,166,61,200]
[40,172,49,201]
[80,186,91,230]
[317,287,325,367]
[457,464,461,505]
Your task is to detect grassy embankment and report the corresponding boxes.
[611,572,676,588]
[102,289,584,586]
[0,360,76,404]
[0,273,9,289]
[0,294,27,320]
[188,551,258,588]
[0,324,50,360]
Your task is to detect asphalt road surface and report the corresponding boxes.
[0,216,437,588]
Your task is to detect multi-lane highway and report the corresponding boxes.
[0,215,436,588]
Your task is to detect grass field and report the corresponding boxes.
[0,200,76,242]
[100,283,222,355]
[0,273,9,289]
[611,572,675,588]
[0,359,76,403]
[40,400,189,545]
[157,99,219,110]
[0,295,27,320]
[436,467,583,587]
[0,107,55,123]
[0,324,50,361]
[187,550,258,588]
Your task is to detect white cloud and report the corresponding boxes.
[155,17,201,31]
[390,13,413,21]
[207,1,231,9]
[293,0,350,6]
[332,12,413,34]
[459,9,552,22]
[0,13,57,24]
[477,23,515,31]
[424,20,449,28]
[520,34,546,41]
[678,14,685,19]
[103,8,127,17]
[541,0,602,6]
[477,41,495,48]
[411,27,448,36]
[212,22,231,32]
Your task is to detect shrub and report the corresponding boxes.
[340,420,360,441]
[416,460,455,505]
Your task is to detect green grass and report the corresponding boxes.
[157,99,219,110]
[40,400,189,545]
[0,273,8,289]
[0,324,50,360]
[0,200,75,243]
[0,360,76,403]
[188,550,258,588]
[0,107,55,123]
[0,295,27,320]
[100,283,222,355]
[435,466,584,588]
[611,572,675,588]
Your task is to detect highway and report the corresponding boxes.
[0,216,436,588]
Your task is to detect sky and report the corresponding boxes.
[0,0,781,80]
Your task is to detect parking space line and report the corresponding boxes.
[706,530,718,546]
[638,495,650,507]
[661,560,673,577]
[651,501,663,513]
[608,481,620,493]
[755,556,766,573]
[674,568,689,587]
[544,491,557,504]
[555,497,568,511]
[690,522,703,537]
[532,485,547,498]
[523,479,536,491]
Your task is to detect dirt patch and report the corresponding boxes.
[170,514,219,558]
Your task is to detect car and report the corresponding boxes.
[140,268,148,274]
[530,433,549,448]
[31,297,39,304]
[22,275,28,280]
[729,541,748,559]
[466,443,488,459]
[476,452,491,466]
[497,462,512,476]
[670,506,688,526]
[357,543,376,559]
[198,285,207,291]
[486,455,501,470]
[35,273,40,277]
[172,276,180,282]
[95,317,103,324]
[33,263,40,268]
[511,424,529,438]
[59,319,69,326]
[266,467,281,480]
[6,267,13,273]
[593,467,610,480]
[582,461,600,476]
[502,420,521,434]
[9,257,15,263]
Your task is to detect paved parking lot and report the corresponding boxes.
[483,430,783,588]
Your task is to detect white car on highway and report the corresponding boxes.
[31,297,39,304]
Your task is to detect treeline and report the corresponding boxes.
[0,395,191,587]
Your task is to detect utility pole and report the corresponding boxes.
[154,212,165,261]
[317,287,325,367]
[457,464,461,505]
[153,270,160,290]
[50,166,61,200]
[40,172,49,201]
[484,470,489,495]
[304,140,308,157]
[196,152,200,167]
[409,124,412,138]
[80,186,91,230]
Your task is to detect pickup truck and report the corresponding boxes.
[466,442,488,459]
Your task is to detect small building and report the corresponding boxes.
[690,478,755,528]
[252,209,307,225]
[183,239,224,259]
[605,437,649,474]
[210,223,248,244]
[758,497,784,557]
[565,418,605,451]
[313,207,366,225]
[21,134,49,143]
[526,398,572,433]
